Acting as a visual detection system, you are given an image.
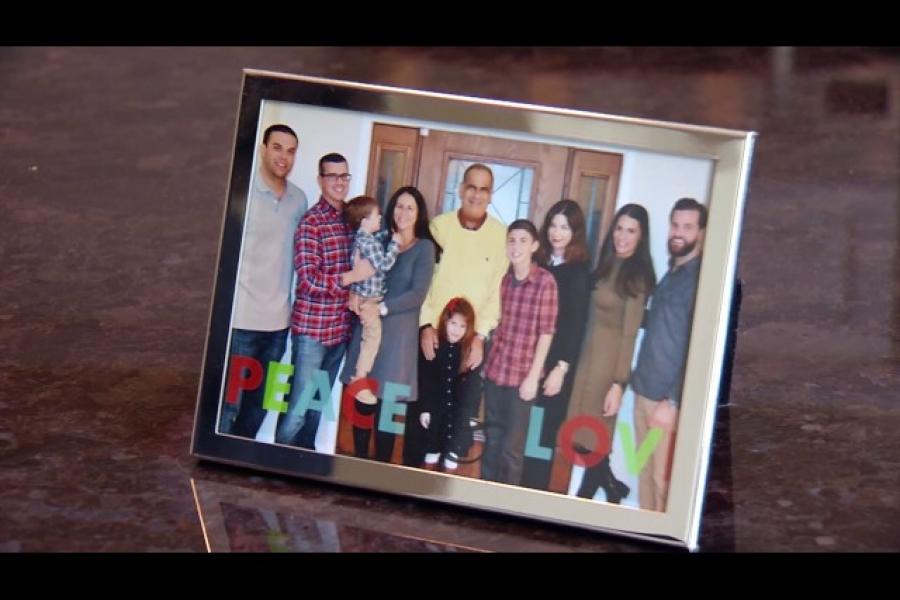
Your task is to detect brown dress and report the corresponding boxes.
[567,259,646,451]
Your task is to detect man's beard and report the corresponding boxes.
[668,237,696,258]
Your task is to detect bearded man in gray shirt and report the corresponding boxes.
[630,197,707,512]
[221,124,307,438]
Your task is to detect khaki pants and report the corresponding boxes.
[355,296,383,377]
[634,394,678,512]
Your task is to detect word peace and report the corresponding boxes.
[226,356,663,474]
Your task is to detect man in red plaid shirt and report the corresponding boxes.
[275,153,375,450]
[482,219,558,484]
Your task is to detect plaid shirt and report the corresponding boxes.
[350,230,400,298]
[484,264,558,387]
[290,197,353,346]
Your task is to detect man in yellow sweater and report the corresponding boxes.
[411,163,508,470]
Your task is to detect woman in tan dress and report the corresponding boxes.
[568,203,656,503]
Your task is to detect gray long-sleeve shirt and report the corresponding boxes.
[630,255,701,408]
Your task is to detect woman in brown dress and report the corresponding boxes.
[567,203,656,503]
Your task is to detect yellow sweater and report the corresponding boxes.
[419,211,509,337]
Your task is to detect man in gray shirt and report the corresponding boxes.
[630,197,707,512]
[222,124,307,438]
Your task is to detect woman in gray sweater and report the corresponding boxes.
[339,186,437,462]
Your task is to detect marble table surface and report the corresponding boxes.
[1,46,898,552]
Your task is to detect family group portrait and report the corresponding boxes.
[213,92,715,515]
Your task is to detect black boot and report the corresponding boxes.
[598,457,630,504]
[352,400,376,458]
[578,458,628,504]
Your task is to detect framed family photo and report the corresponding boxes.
[190,69,755,550]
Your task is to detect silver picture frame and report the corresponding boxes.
[190,69,756,550]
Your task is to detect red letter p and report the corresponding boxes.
[225,355,263,405]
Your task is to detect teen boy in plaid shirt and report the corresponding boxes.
[481,219,558,484]
[275,153,375,450]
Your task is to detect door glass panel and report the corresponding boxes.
[443,159,534,225]
[578,175,609,267]
[376,149,407,210]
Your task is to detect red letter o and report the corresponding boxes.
[557,416,611,468]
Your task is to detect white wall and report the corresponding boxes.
[617,151,713,278]
[259,101,374,202]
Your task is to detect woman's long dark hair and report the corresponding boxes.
[593,203,656,298]
[383,186,441,262]
[536,199,589,266]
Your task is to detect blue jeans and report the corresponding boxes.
[221,328,289,438]
[275,335,347,449]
